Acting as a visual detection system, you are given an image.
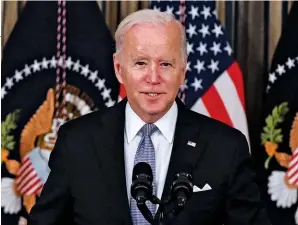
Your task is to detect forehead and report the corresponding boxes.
[122,22,182,54]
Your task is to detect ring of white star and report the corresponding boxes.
[2,56,116,108]
[266,56,298,93]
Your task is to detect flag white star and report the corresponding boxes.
[81,65,90,77]
[41,57,49,69]
[65,57,73,69]
[210,42,222,56]
[224,43,232,56]
[208,60,219,73]
[165,5,174,15]
[191,77,203,92]
[23,64,31,76]
[188,5,199,20]
[196,42,208,56]
[201,5,211,20]
[73,60,80,72]
[18,216,27,225]
[193,60,205,74]
[212,24,223,38]
[269,73,277,83]
[50,56,57,68]
[286,57,295,69]
[5,77,13,89]
[1,87,7,99]
[198,24,210,38]
[212,9,217,18]
[180,79,188,92]
[187,42,194,56]
[32,60,41,72]
[101,88,111,100]
[153,6,161,11]
[186,23,197,39]
[14,70,23,82]
[276,64,285,75]
[186,61,192,72]
[105,98,116,108]
[266,85,271,93]
[89,70,98,83]
[96,78,105,90]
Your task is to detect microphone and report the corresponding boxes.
[131,162,155,224]
[170,172,193,216]
[154,170,194,225]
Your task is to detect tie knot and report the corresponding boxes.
[139,124,158,137]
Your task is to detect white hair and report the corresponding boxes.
[114,9,187,64]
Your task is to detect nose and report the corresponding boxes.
[146,64,160,84]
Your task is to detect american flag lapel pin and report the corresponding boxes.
[187,141,196,147]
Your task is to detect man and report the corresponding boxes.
[28,9,271,225]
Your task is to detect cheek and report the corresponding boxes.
[123,74,142,92]
[126,72,146,86]
[162,75,182,89]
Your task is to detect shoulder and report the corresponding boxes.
[183,108,250,175]
[184,107,249,151]
[186,106,247,139]
[57,99,125,137]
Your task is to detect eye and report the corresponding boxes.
[161,62,172,67]
[135,61,147,66]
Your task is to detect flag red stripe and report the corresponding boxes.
[27,182,43,195]
[202,85,233,127]
[17,157,30,175]
[119,84,126,99]
[22,179,41,195]
[16,167,34,184]
[18,172,38,191]
[20,175,39,193]
[293,176,298,185]
[288,154,298,171]
[37,184,44,194]
[227,62,245,109]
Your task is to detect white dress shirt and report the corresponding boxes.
[124,101,178,204]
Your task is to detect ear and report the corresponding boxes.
[180,62,187,85]
[113,53,123,84]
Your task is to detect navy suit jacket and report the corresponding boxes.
[28,98,271,225]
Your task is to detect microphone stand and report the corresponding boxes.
[151,195,166,225]
[149,195,186,225]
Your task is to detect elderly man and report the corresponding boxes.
[28,9,271,225]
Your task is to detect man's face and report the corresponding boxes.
[114,22,186,122]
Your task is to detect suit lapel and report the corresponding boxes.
[91,99,132,225]
[160,99,209,213]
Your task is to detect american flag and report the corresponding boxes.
[286,147,298,185]
[15,150,45,196]
[119,1,249,144]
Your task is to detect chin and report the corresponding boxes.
[143,104,168,116]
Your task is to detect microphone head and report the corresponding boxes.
[132,162,153,182]
[131,162,153,202]
[171,171,193,200]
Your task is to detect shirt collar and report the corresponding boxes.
[125,101,178,144]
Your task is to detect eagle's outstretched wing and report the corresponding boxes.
[20,89,55,159]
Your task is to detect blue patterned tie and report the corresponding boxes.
[130,124,158,225]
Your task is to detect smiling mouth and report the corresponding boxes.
[148,93,158,97]
[142,92,163,97]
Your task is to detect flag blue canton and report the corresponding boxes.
[151,1,235,108]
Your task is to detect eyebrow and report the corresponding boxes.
[131,56,148,61]
[132,56,176,62]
